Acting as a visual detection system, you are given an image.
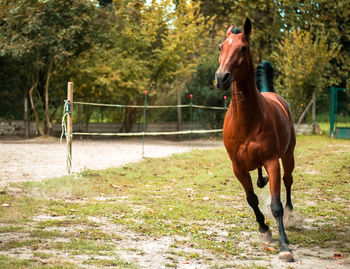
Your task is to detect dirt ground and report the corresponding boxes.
[1,137,349,268]
[0,136,223,187]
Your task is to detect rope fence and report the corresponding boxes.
[73,101,226,110]
[62,82,227,173]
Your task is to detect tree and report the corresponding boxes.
[275,0,350,88]
[69,0,212,131]
[272,29,340,119]
[196,0,284,64]
[0,0,103,135]
[184,53,229,129]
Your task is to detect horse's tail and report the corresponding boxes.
[255,61,274,93]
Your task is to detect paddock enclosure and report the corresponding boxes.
[62,82,227,173]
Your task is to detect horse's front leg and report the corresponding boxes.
[233,169,271,241]
[265,159,294,262]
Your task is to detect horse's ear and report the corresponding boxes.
[226,25,234,37]
[243,18,252,41]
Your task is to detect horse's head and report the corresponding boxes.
[215,18,252,91]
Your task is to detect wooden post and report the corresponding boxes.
[312,91,316,122]
[67,82,73,173]
[177,88,182,131]
[189,94,193,146]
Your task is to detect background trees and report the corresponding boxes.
[0,0,104,135]
[272,29,340,119]
[0,0,349,135]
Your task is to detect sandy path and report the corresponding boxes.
[0,137,223,187]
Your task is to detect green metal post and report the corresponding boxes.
[330,86,335,138]
[224,96,227,110]
[142,91,147,158]
[189,94,193,146]
[335,89,338,129]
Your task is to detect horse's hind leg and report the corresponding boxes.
[281,151,295,213]
[282,150,303,229]
[265,159,293,261]
[233,169,271,241]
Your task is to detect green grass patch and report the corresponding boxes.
[0,225,24,233]
[1,239,41,251]
[0,254,77,269]
[82,257,138,268]
[49,238,116,255]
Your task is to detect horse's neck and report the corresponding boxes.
[230,75,263,127]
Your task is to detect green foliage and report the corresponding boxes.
[272,29,340,119]
[198,0,284,64]
[68,0,212,129]
[184,53,229,128]
[195,0,349,122]
[276,0,350,88]
[0,0,104,132]
[0,0,349,129]
[0,0,99,62]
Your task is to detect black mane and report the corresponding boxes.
[232,27,242,34]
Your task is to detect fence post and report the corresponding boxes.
[142,90,148,158]
[224,96,227,110]
[67,82,73,173]
[189,94,193,146]
[330,86,335,138]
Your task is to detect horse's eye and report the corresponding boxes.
[241,46,248,53]
[218,45,222,52]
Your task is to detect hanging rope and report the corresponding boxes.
[60,100,72,173]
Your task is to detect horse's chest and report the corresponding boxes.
[224,138,262,170]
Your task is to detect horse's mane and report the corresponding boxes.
[255,61,274,93]
[232,27,242,34]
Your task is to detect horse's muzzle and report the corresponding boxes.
[215,71,232,90]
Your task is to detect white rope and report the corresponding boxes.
[73,129,222,136]
[60,100,72,173]
[73,101,225,110]
[192,104,225,110]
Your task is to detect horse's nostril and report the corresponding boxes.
[223,73,230,82]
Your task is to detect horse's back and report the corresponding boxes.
[261,92,295,155]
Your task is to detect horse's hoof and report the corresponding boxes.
[257,176,269,188]
[279,251,294,262]
[259,229,272,242]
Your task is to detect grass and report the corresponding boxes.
[0,135,349,268]
[0,254,77,269]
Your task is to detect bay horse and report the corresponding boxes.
[215,18,296,262]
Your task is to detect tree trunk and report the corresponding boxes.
[122,107,138,132]
[311,91,321,134]
[312,91,316,123]
[44,59,53,135]
[24,88,29,138]
[29,81,44,136]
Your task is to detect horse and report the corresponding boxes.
[215,18,296,262]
